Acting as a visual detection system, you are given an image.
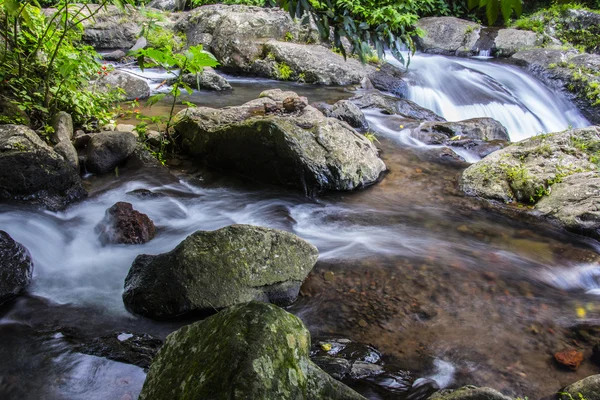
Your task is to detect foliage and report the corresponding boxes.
[467,0,523,25]
[514,2,599,53]
[270,0,446,66]
[134,44,218,161]
[0,0,125,130]
[190,0,266,7]
[275,61,292,80]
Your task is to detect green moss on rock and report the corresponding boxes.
[139,301,367,400]
[123,224,319,319]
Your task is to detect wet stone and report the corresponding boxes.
[554,349,584,370]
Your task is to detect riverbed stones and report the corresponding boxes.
[174,93,386,194]
[138,301,367,400]
[414,17,481,56]
[95,202,156,245]
[429,386,512,400]
[96,70,151,101]
[85,131,137,174]
[461,126,600,239]
[561,374,600,400]
[123,225,319,319]
[554,349,584,370]
[0,124,86,210]
[0,231,34,306]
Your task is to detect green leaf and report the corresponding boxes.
[486,0,499,25]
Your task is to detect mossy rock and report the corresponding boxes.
[139,301,367,400]
[174,94,386,195]
[560,374,600,400]
[461,126,600,239]
[123,224,319,319]
[429,386,511,400]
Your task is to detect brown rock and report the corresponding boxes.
[554,349,584,370]
[283,96,308,113]
[95,202,156,245]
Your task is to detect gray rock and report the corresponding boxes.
[177,67,232,91]
[85,131,137,174]
[147,0,177,11]
[411,118,509,158]
[429,386,511,400]
[0,230,34,305]
[415,17,481,56]
[494,28,541,57]
[96,70,151,101]
[184,5,318,75]
[123,225,319,319]
[350,91,445,121]
[368,63,408,97]
[146,130,162,147]
[329,100,369,132]
[51,111,73,144]
[260,40,375,85]
[174,94,387,194]
[54,140,79,171]
[73,131,92,150]
[0,125,86,210]
[561,374,600,400]
[128,36,147,52]
[78,5,142,49]
[138,302,367,399]
[115,124,135,133]
[101,50,127,62]
[461,126,600,238]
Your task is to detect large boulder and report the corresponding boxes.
[560,375,600,400]
[174,91,386,194]
[95,70,151,101]
[95,202,156,245]
[138,301,366,400]
[0,125,86,210]
[429,386,511,400]
[350,91,445,122]
[183,4,318,73]
[0,231,34,305]
[79,5,143,49]
[123,224,319,319]
[461,126,600,238]
[493,28,541,57]
[414,17,481,56]
[511,49,600,124]
[259,40,375,85]
[85,131,138,174]
[180,4,388,85]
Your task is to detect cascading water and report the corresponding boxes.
[387,54,590,142]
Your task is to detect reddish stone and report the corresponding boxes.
[96,202,156,245]
[554,349,584,370]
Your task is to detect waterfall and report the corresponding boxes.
[388,54,589,142]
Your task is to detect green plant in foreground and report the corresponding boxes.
[467,0,523,25]
[275,62,292,80]
[134,45,218,161]
[0,0,125,130]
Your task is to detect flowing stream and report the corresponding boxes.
[1,55,599,399]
